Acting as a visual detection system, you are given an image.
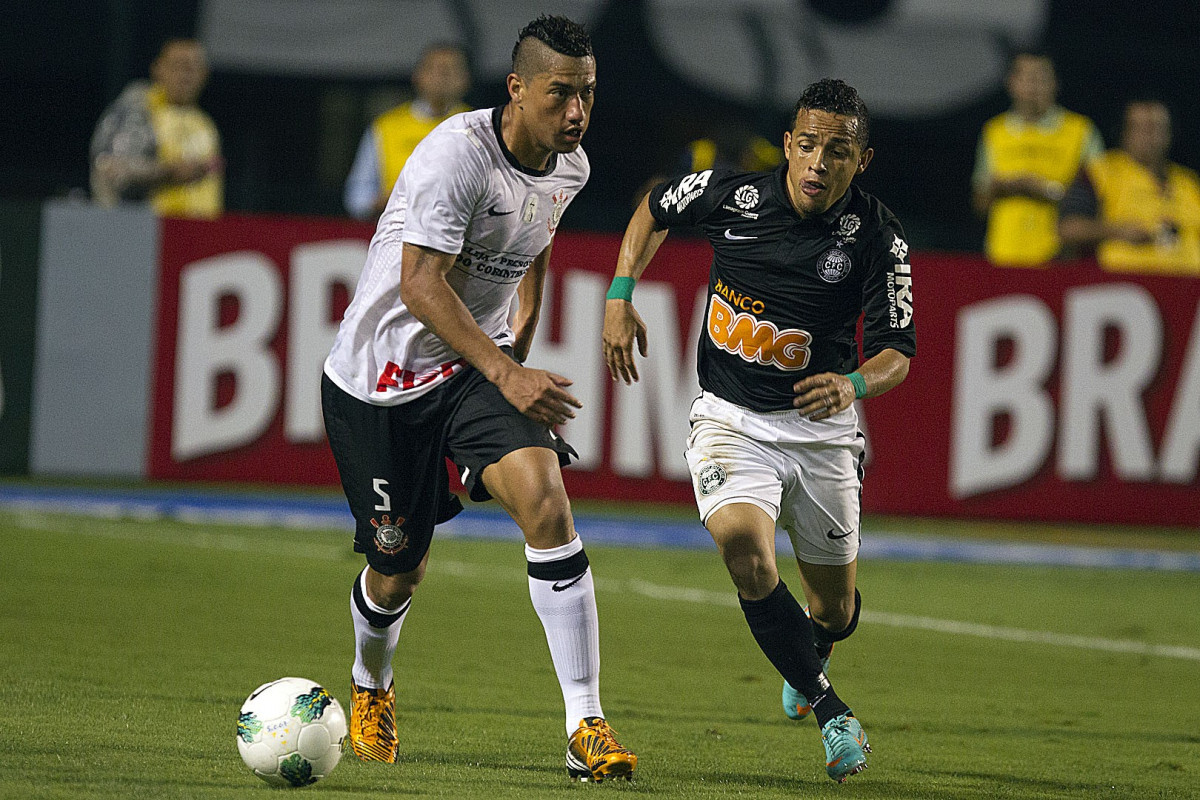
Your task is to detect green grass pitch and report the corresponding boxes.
[1,507,1198,799]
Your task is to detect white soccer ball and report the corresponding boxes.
[236,677,347,787]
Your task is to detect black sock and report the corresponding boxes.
[740,580,850,728]
[812,588,862,661]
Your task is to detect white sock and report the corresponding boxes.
[350,568,410,690]
[526,537,604,734]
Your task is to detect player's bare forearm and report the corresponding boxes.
[855,348,910,397]
[401,243,517,383]
[604,196,668,383]
[615,194,670,280]
[793,348,910,420]
[400,243,580,426]
[511,245,551,363]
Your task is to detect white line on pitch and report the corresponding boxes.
[11,512,1200,663]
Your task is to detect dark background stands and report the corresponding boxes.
[2,0,1197,252]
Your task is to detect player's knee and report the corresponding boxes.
[371,568,424,609]
[722,548,778,599]
[516,491,574,547]
[810,594,855,633]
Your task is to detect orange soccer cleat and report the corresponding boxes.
[348,680,398,763]
[566,717,637,782]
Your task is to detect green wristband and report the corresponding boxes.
[846,371,868,399]
[606,276,636,301]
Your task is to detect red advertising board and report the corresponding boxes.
[149,214,1200,526]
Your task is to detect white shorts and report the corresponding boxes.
[684,392,865,566]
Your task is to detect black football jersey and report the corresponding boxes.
[648,165,916,412]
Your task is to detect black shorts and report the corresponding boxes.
[321,358,577,575]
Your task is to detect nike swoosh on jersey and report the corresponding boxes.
[551,574,586,592]
[826,529,854,540]
[724,229,758,240]
[487,207,516,216]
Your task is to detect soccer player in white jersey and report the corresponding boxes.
[322,15,636,782]
[602,79,916,783]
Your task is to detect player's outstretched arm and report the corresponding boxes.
[792,348,910,421]
[603,194,669,384]
[401,242,581,426]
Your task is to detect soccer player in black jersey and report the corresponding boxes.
[603,79,914,783]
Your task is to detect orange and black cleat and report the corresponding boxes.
[566,717,637,782]
[348,680,398,763]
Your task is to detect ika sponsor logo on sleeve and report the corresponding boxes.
[659,170,713,213]
[885,234,913,328]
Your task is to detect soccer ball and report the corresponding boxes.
[236,677,347,787]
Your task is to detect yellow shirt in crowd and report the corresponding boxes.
[373,101,471,199]
[975,108,1102,266]
[147,86,223,219]
[1087,151,1200,275]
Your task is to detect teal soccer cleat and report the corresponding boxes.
[781,654,829,720]
[821,712,870,782]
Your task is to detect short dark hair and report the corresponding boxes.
[511,14,593,74]
[792,78,870,149]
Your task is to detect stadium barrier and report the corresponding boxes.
[30,204,1200,527]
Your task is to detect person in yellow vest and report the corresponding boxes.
[90,39,223,219]
[972,51,1103,266]
[1059,100,1200,276]
[344,44,471,220]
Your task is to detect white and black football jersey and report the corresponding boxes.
[325,107,589,405]
[648,165,916,412]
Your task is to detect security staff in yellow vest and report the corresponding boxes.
[344,44,471,220]
[90,39,223,218]
[972,52,1103,266]
[1059,100,1200,276]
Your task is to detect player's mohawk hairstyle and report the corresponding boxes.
[793,78,871,149]
[511,14,593,71]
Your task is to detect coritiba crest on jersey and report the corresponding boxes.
[817,247,852,283]
[697,462,728,496]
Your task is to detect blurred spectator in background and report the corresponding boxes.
[90,39,223,219]
[972,51,1102,266]
[344,43,471,220]
[633,116,782,207]
[675,123,783,175]
[1059,100,1200,275]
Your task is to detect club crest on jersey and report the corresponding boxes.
[697,462,728,496]
[733,184,760,210]
[547,190,568,234]
[817,247,852,283]
[371,515,408,555]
